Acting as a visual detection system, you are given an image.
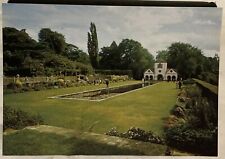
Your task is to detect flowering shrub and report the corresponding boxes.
[105,127,165,144]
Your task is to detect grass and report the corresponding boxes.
[3,81,178,155]
[4,81,178,135]
[3,128,166,155]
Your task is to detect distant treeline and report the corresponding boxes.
[3,24,219,84]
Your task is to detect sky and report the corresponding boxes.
[2,3,223,57]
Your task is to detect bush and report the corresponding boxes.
[164,115,186,130]
[7,81,22,89]
[165,124,217,156]
[182,79,195,85]
[33,84,46,91]
[186,97,216,129]
[15,79,23,88]
[185,85,202,98]
[171,105,186,118]
[105,127,165,144]
[3,105,44,130]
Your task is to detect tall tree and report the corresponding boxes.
[39,28,66,54]
[87,22,99,69]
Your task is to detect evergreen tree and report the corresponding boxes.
[87,22,99,68]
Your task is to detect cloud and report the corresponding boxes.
[2,4,222,57]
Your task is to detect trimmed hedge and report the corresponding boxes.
[95,69,133,76]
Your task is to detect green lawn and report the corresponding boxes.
[4,81,178,135]
[3,128,166,155]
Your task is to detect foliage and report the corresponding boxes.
[156,50,168,62]
[3,27,41,52]
[186,97,217,129]
[182,78,195,85]
[99,41,120,69]
[64,43,90,64]
[3,27,92,77]
[99,39,155,80]
[87,22,99,68]
[154,42,219,84]
[167,42,204,79]
[95,69,133,76]
[184,85,202,98]
[165,124,217,156]
[39,28,66,54]
[170,105,186,118]
[163,115,186,130]
[3,105,44,130]
[165,82,218,156]
[105,127,165,144]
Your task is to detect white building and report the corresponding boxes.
[144,62,178,81]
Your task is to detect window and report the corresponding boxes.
[159,70,161,73]
[170,70,173,73]
[158,63,162,68]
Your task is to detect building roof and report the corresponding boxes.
[166,68,177,74]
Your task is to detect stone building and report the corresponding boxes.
[144,62,178,81]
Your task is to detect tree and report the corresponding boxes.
[3,27,38,52]
[156,50,168,61]
[99,39,154,79]
[167,42,204,79]
[64,44,90,64]
[99,41,121,69]
[87,22,99,69]
[39,28,66,54]
[3,27,92,76]
[117,39,154,79]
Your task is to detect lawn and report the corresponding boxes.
[4,81,178,135]
[3,126,167,155]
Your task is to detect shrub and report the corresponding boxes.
[3,105,44,130]
[56,79,65,87]
[33,84,46,91]
[7,81,22,89]
[171,105,186,118]
[15,79,23,88]
[165,124,217,156]
[186,97,216,129]
[164,115,186,130]
[105,127,165,144]
[183,79,195,85]
[185,85,202,98]
[22,86,33,92]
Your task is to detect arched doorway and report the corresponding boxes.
[145,75,149,80]
[150,75,153,80]
[172,76,176,81]
[167,76,171,81]
[157,74,163,81]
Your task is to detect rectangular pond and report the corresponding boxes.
[49,82,154,101]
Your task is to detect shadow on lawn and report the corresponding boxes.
[3,129,143,155]
[68,137,144,155]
